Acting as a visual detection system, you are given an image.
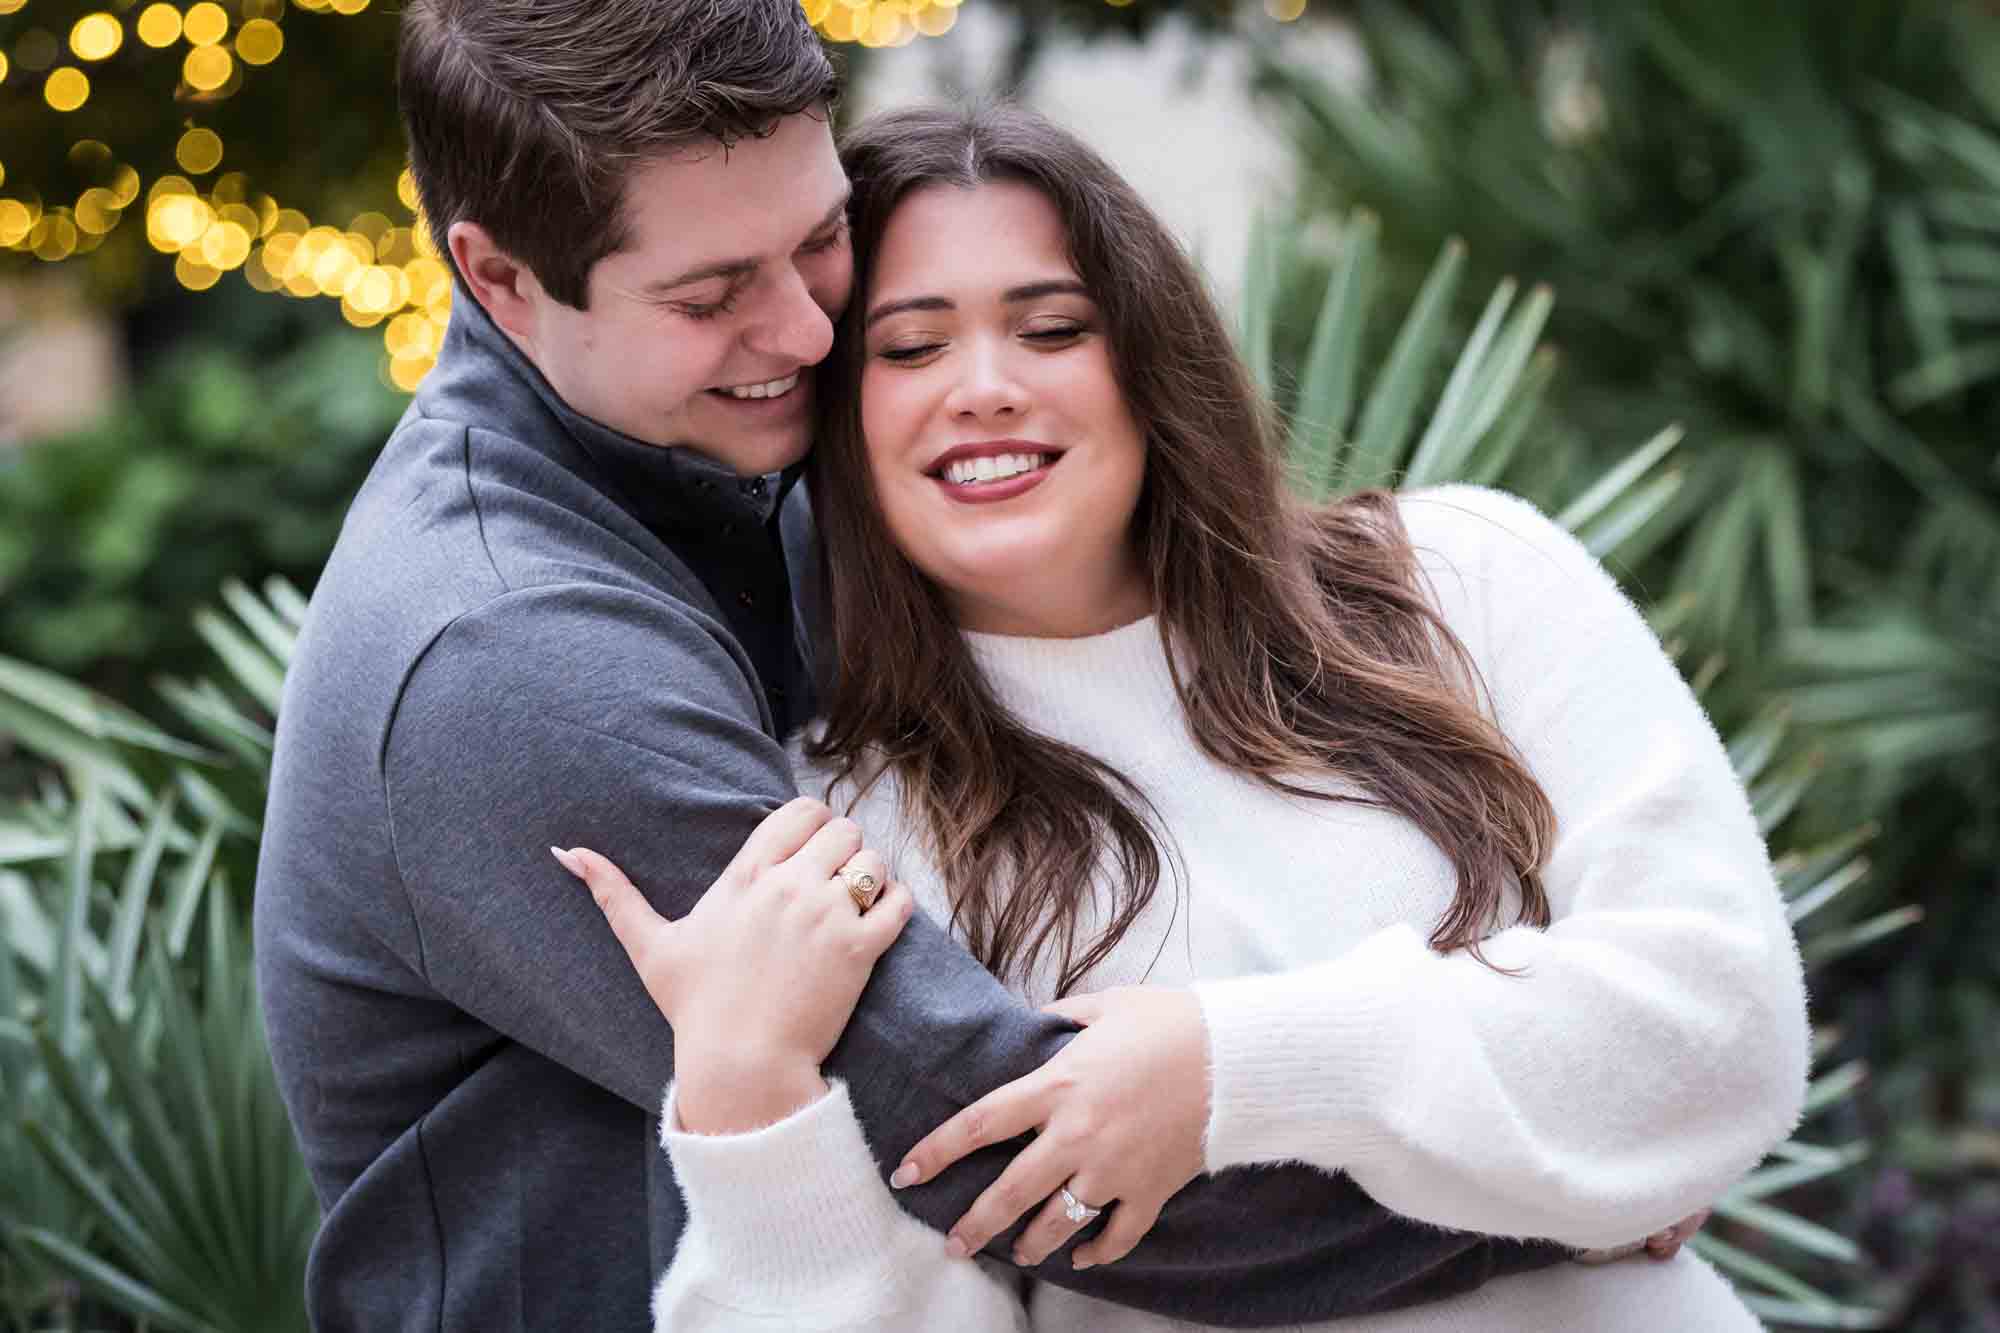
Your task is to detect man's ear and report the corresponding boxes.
[448,220,541,343]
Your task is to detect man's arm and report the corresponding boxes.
[384,584,1566,1326]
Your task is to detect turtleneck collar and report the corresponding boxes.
[961,614,1188,758]
[415,284,798,535]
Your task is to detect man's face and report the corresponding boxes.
[521,112,853,475]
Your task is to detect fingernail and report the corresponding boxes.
[1012,1249,1031,1266]
[1072,1256,1094,1271]
[945,1235,969,1260]
[550,847,584,877]
[890,1163,919,1189]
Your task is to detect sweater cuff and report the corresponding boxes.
[660,1078,924,1303]
[1193,923,1437,1173]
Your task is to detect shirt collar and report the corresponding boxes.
[419,285,797,531]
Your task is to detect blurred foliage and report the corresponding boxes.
[1253,2,2000,1326]
[1,579,311,1333]
[0,286,400,702]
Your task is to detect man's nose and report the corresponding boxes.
[746,264,836,367]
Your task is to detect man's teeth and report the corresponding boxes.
[942,452,1051,485]
[722,372,800,400]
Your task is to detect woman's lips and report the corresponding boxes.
[931,456,1058,504]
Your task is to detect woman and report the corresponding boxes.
[557,103,1808,1329]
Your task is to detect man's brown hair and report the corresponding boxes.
[398,0,839,309]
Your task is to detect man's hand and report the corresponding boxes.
[890,985,1210,1270]
[553,796,914,1134]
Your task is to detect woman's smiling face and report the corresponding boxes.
[857,180,1152,638]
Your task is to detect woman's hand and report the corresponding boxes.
[554,796,915,1134]
[892,985,1210,1270]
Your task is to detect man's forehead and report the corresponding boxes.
[616,126,847,269]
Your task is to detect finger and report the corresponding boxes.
[854,881,915,958]
[727,796,832,882]
[1011,1186,1090,1267]
[558,847,671,968]
[835,847,889,911]
[1072,1194,1160,1270]
[945,1136,1073,1261]
[895,1075,1052,1190]
[1041,993,1108,1027]
[785,815,866,886]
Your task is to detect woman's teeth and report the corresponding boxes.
[721,372,800,400]
[941,452,1050,485]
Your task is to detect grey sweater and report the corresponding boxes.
[252,293,1563,1332]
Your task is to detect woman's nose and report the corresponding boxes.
[946,342,1026,421]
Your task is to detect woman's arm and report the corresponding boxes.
[1190,486,1810,1248]
[558,833,1029,1332]
[653,1079,1029,1332]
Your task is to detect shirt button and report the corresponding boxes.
[737,591,755,609]
[740,476,768,499]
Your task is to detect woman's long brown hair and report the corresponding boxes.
[807,104,1554,994]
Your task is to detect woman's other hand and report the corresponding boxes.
[893,985,1210,1270]
[553,796,915,1134]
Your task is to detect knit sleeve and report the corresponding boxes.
[1192,486,1811,1249]
[652,1078,1029,1332]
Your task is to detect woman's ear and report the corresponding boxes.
[447,220,541,343]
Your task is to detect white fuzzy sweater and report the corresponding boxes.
[650,486,1809,1331]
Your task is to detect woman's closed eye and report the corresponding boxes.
[875,321,1091,365]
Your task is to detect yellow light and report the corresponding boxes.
[263,231,300,275]
[148,173,196,202]
[0,51,9,83]
[283,270,318,298]
[330,0,370,14]
[863,9,903,45]
[0,0,25,16]
[821,6,860,41]
[341,296,386,327]
[176,252,222,290]
[349,265,397,312]
[245,250,281,291]
[137,4,183,47]
[200,220,252,269]
[147,193,213,251]
[45,67,91,112]
[75,187,121,234]
[0,163,5,190]
[0,200,32,247]
[396,168,421,212]
[211,170,249,203]
[800,0,832,24]
[915,5,956,36]
[235,18,282,64]
[183,2,228,46]
[175,127,225,174]
[183,43,231,90]
[312,242,360,295]
[388,354,433,393]
[218,202,260,235]
[268,207,309,237]
[31,214,80,262]
[1262,0,1306,18]
[110,165,142,206]
[404,256,449,306]
[70,14,125,61]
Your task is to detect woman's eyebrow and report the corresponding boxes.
[865,279,1090,329]
[865,295,952,328]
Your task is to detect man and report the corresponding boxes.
[253,2,1569,1328]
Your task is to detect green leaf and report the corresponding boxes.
[1288,211,1380,495]
[1713,1196,1864,1264]
[1345,237,1467,491]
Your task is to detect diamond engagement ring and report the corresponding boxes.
[1059,1185,1103,1225]
[839,867,882,913]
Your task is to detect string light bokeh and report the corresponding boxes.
[2,0,1309,390]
